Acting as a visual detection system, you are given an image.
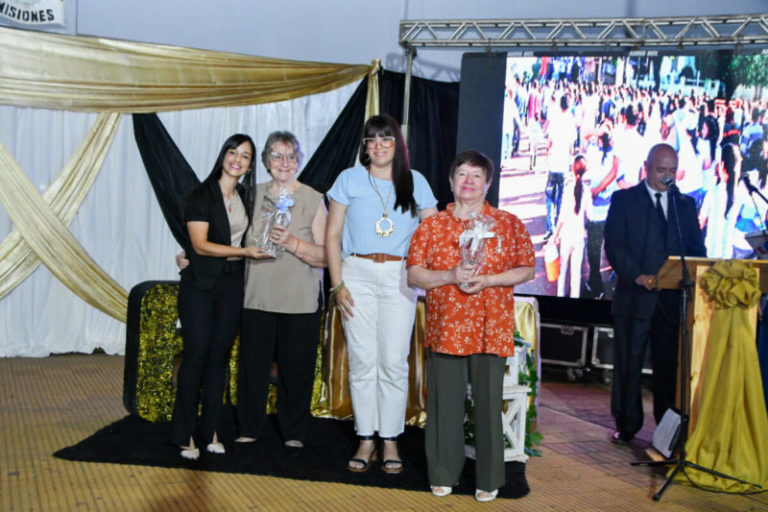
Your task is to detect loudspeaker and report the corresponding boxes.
[540,323,589,368]
[590,326,653,375]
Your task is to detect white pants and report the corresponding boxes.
[557,231,584,298]
[341,255,417,438]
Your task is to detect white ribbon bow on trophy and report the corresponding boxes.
[458,214,497,290]
[459,215,496,253]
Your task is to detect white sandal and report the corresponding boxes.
[180,447,199,460]
[206,442,225,454]
[474,489,498,502]
[430,486,452,497]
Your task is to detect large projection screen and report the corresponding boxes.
[458,51,768,303]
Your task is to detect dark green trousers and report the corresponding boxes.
[425,350,507,492]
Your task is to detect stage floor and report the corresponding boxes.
[1,354,765,511]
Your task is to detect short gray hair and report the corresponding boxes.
[260,131,304,171]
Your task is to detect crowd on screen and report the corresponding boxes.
[503,68,768,298]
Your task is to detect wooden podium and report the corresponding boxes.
[655,256,768,430]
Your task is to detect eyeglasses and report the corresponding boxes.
[363,136,396,148]
[269,152,299,164]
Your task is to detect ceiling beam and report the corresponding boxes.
[399,15,768,50]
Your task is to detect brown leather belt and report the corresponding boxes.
[352,253,404,263]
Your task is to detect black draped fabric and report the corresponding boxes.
[133,71,458,246]
[54,407,530,499]
[133,113,200,247]
[379,70,459,210]
[404,73,459,211]
[299,78,368,193]
[302,70,458,206]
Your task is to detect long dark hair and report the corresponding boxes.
[202,133,257,218]
[598,132,612,165]
[573,155,586,215]
[358,114,417,216]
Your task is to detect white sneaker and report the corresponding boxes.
[474,489,498,502]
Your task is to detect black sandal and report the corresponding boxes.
[347,435,378,473]
[380,436,403,474]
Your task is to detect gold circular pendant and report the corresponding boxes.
[375,216,395,237]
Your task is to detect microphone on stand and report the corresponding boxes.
[738,172,768,258]
[661,175,678,193]
[741,172,759,195]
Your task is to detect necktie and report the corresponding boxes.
[654,192,666,222]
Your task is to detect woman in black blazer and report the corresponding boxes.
[170,134,272,460]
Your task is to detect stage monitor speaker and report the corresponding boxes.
[591,326,653,375]
[540,323,589,368]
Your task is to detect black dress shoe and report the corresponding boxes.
[611,431,633,445]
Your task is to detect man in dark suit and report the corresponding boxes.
[604,143,706,444]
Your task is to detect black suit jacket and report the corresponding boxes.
[604,181,706,319]
[179,179,246,291]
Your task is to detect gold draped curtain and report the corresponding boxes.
[313,296,541,427]
[0,113,126,320]
[0,26,378,322]
[0,26,375,112]
[677,260,768,492]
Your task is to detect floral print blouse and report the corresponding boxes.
[407,202,535,356]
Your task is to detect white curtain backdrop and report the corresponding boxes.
[0,81,359,356]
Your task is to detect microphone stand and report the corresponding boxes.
[741,174,768,253]
[743,173,768,207]
[631,183,761,500]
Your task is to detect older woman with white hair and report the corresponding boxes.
[235,131,328,448]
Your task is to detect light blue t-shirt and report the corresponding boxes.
[327,165,437,258]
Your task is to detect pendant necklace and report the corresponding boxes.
[369,172,394,237]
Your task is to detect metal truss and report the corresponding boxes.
[399,14,768,50]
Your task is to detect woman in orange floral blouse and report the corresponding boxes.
[407,150,535,502]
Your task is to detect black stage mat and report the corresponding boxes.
[54,408,529,499]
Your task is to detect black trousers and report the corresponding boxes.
[611,291,679,437]
[170,263,244,447]
[723,144,737,215]
[585,220,605,296]
[236,307,321,442]
[545,171,565,235]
